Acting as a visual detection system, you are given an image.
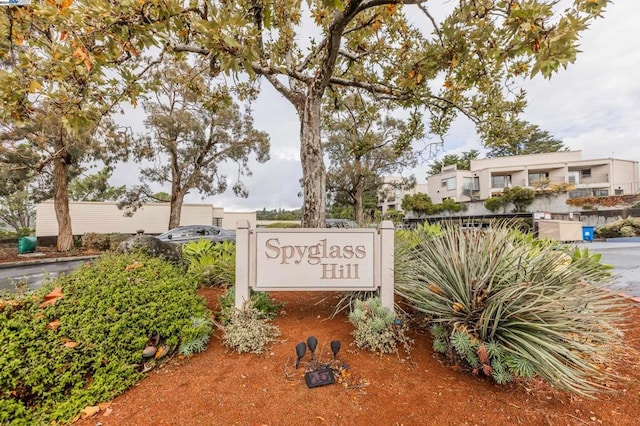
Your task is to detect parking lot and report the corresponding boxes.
[579,241,640,298]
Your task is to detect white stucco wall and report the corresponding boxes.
[35,201,253,236]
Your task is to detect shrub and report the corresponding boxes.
[0,252,212,424]
[220,305,280,354]
[217,287,283,325]
[80,233,133,251]
[81,232,110,250]
[596,218,640,238]
[108,233,134,251]
[328,290,378,319]
[182,239,236,286]
[348,298,412,354]
[395,224,627,397]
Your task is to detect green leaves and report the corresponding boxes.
[0,252,212,423]
[183,240,237,286]
[395,222,629,397]
[348,297,412,354]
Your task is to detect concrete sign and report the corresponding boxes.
[235,221,395,311]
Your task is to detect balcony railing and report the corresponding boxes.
[568,173,609,185]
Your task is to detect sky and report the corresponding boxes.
[111,1,640,213]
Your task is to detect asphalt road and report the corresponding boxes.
[578,241,640,298]
[0,259,89,294]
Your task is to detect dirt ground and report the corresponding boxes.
[71,288,640,426]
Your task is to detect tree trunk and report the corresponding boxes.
[53,154,74,252]
[298,96,326,228]
[354,178,365,226]
[168,190,185,230]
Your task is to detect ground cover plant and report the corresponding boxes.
[349,297,412,354]
[395,223,628,397]
[182,239,236,286]
[0,252,212,424]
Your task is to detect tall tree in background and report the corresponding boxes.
[0,1,164,250]
[486,120,566,157]
[122,59,269,229]
[0,191,33,233]
[428,150,480,175]
[323,91,423,225]
[68,167,126,202]
[167,1,609,227]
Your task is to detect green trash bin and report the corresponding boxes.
[17,236,37,254]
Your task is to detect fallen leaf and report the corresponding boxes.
[47,319,61,332]
[63,341,78,348]
[40,287,64,308]
[81,405,100,419]
[28,80,42,93]
[98,402,111,411]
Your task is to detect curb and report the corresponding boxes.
[617,292,640,304]
[0,255,100,270]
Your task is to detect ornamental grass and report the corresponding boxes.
[395,223,629,397]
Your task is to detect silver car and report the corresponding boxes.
[157,225,236,244]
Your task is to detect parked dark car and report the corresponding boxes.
[325,219,358,228]
[157,225,236,244]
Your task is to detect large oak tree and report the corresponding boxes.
[164,0,609,227]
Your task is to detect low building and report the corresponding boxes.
[35,201,256,237]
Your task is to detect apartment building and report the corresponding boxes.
[421,151,638,210]
[377,176,429,214]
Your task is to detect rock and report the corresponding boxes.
[143,345,157,358]
[116,235,184,265]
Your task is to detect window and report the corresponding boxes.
[528,172,548,183]
[441,177,456,190]
[593,188,609,197]
[491,175,511,189]
[581,169,592,178]
[568,171,580,184]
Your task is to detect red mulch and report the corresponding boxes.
[74,288,640,426]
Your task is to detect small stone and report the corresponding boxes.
[143,345,157,358]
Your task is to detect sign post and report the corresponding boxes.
[235,220,395,312]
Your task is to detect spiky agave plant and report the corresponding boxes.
[395,223,628,397]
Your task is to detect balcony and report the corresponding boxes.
[568,188,610,198]
[568,173,609,186]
